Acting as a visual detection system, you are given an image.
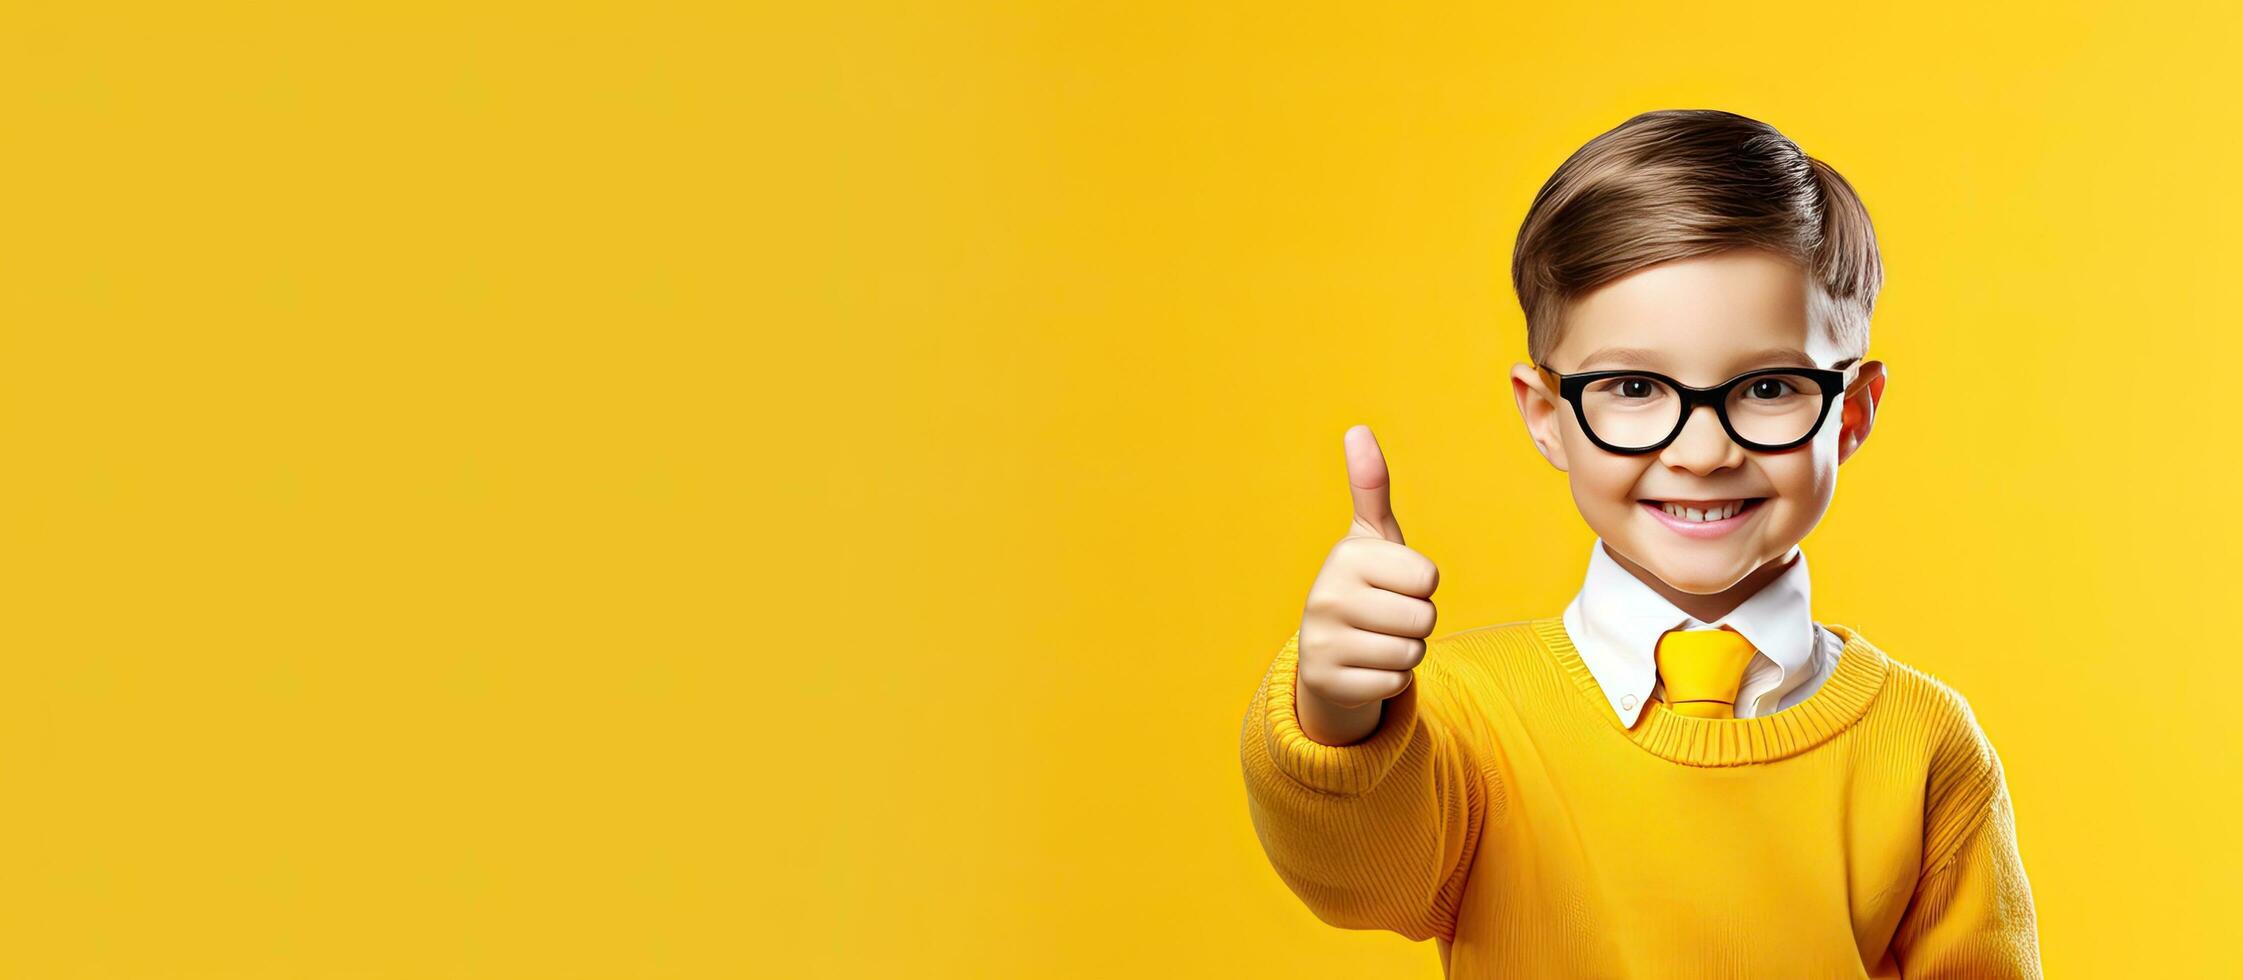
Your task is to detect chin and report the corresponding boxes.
[1643,559,1756,595]
[1614,531,1767,595]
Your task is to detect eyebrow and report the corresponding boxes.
[1575,346,1819,371]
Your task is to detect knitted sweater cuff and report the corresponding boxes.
[1256,630,1420,796]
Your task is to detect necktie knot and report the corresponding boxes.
[1654,625,1759,719]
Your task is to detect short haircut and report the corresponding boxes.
[1511,109,1883,367]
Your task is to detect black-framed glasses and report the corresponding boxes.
[1533,359,1867,454]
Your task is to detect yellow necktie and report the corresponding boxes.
[1654,625,1759,719]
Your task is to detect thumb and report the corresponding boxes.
[1343,425,1405,544]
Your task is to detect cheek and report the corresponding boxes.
[1568,453,1647,512]
[1763,455,1838,526]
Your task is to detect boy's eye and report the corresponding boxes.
[1743,377,1801,399]
[1591,377,1663,400]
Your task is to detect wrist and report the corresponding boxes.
[1296,681,1387,746]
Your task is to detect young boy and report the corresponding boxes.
[1238,109,2042,977]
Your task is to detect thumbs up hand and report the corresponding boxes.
[1296,425,1441,746]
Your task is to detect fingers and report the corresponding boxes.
[1335,586,1438,640]
[1334,535,1439,599]
[1307,627,1429,673]
[1344,425,1405,544]
[1299,662,1415,708]
[1306,571,1435,651]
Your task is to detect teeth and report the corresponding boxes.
[1659,499,1750,522]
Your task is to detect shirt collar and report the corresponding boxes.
[1560,537,1818,727]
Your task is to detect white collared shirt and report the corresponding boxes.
[1560,538,1843,727]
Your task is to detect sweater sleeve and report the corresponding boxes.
[1237,628,1497,943]
[1890,714,2043,978]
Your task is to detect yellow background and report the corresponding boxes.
[0,1,2232,976]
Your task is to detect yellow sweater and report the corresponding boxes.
[1239,618,2042,978]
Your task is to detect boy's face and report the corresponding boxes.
[1510,248,1887,600]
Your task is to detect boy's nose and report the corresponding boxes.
[1657,403,1746,474]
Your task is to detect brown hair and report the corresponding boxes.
[1511,109,1882,366]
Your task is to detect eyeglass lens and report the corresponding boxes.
[1580,372,1825,449]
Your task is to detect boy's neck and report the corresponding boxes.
[1601,540,1797,624]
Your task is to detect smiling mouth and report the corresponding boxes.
[1638,497,1768,522]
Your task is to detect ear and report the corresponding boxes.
[1510,362,1571,472]
[1835,360,1886,465]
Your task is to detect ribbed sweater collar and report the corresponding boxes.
[1531,616,1888,767]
